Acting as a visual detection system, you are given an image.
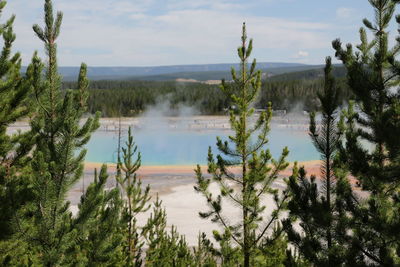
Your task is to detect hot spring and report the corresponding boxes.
[85,121,319,165]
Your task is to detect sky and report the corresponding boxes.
[3,0,399,66]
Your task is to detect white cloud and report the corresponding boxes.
[4,0,332,66]
[57,0,155,15]
[293,51,309,58]
[130,13,148,20]
[166,0,243,11]
[336,7,353,19]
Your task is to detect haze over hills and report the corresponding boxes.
[21,62,345,81]
[268,65,346,82]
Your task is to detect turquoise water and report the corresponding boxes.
[85,128,319,165]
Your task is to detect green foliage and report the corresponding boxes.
[256,227,290,267]
[11,1,101,265]
[332,0,400,265]
[115,127,210,266]
[284,58,352,265]
[117,127,151,266]
[61,76,351,117]
[69,165,125,266]
[195,23,290,267]
[0,0,38,252]
[193,232,218,267]
[73,80,229,116]
[143,196,199,266]
[268,66,347,82]
[211,229,242,266]
[0,238,40,266]
[212,223,292,267]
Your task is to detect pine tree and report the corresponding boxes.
[283,57,352,265]
[193,232,218,267]
[0,1,42,264]
[257,228,291,267]
[142,196,197,266]
[13,0,101,265]
[116,127,205,266]
[332,0,400,264]
[194,23,289,267]
[0,0,38,239]
[116,127,151,266]
[69,165,125,266]
[211,229,242,266]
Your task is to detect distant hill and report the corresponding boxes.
[268,65,347,82]
[22,62,346,82]
[126,64,346,82]
[122,65,341,81]
[21,62,307,81]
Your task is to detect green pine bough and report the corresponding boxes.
[195,23,290,267]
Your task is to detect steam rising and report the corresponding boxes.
[138,95,201,131]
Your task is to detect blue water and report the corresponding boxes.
[85,128,319,165]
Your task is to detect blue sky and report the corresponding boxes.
[3,0,398,66]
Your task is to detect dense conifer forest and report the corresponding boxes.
[1,0,399,266]
[62,78,350,116]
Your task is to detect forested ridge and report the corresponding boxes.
[62,76,350,117]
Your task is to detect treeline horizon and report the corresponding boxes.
[62,76,351,117]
